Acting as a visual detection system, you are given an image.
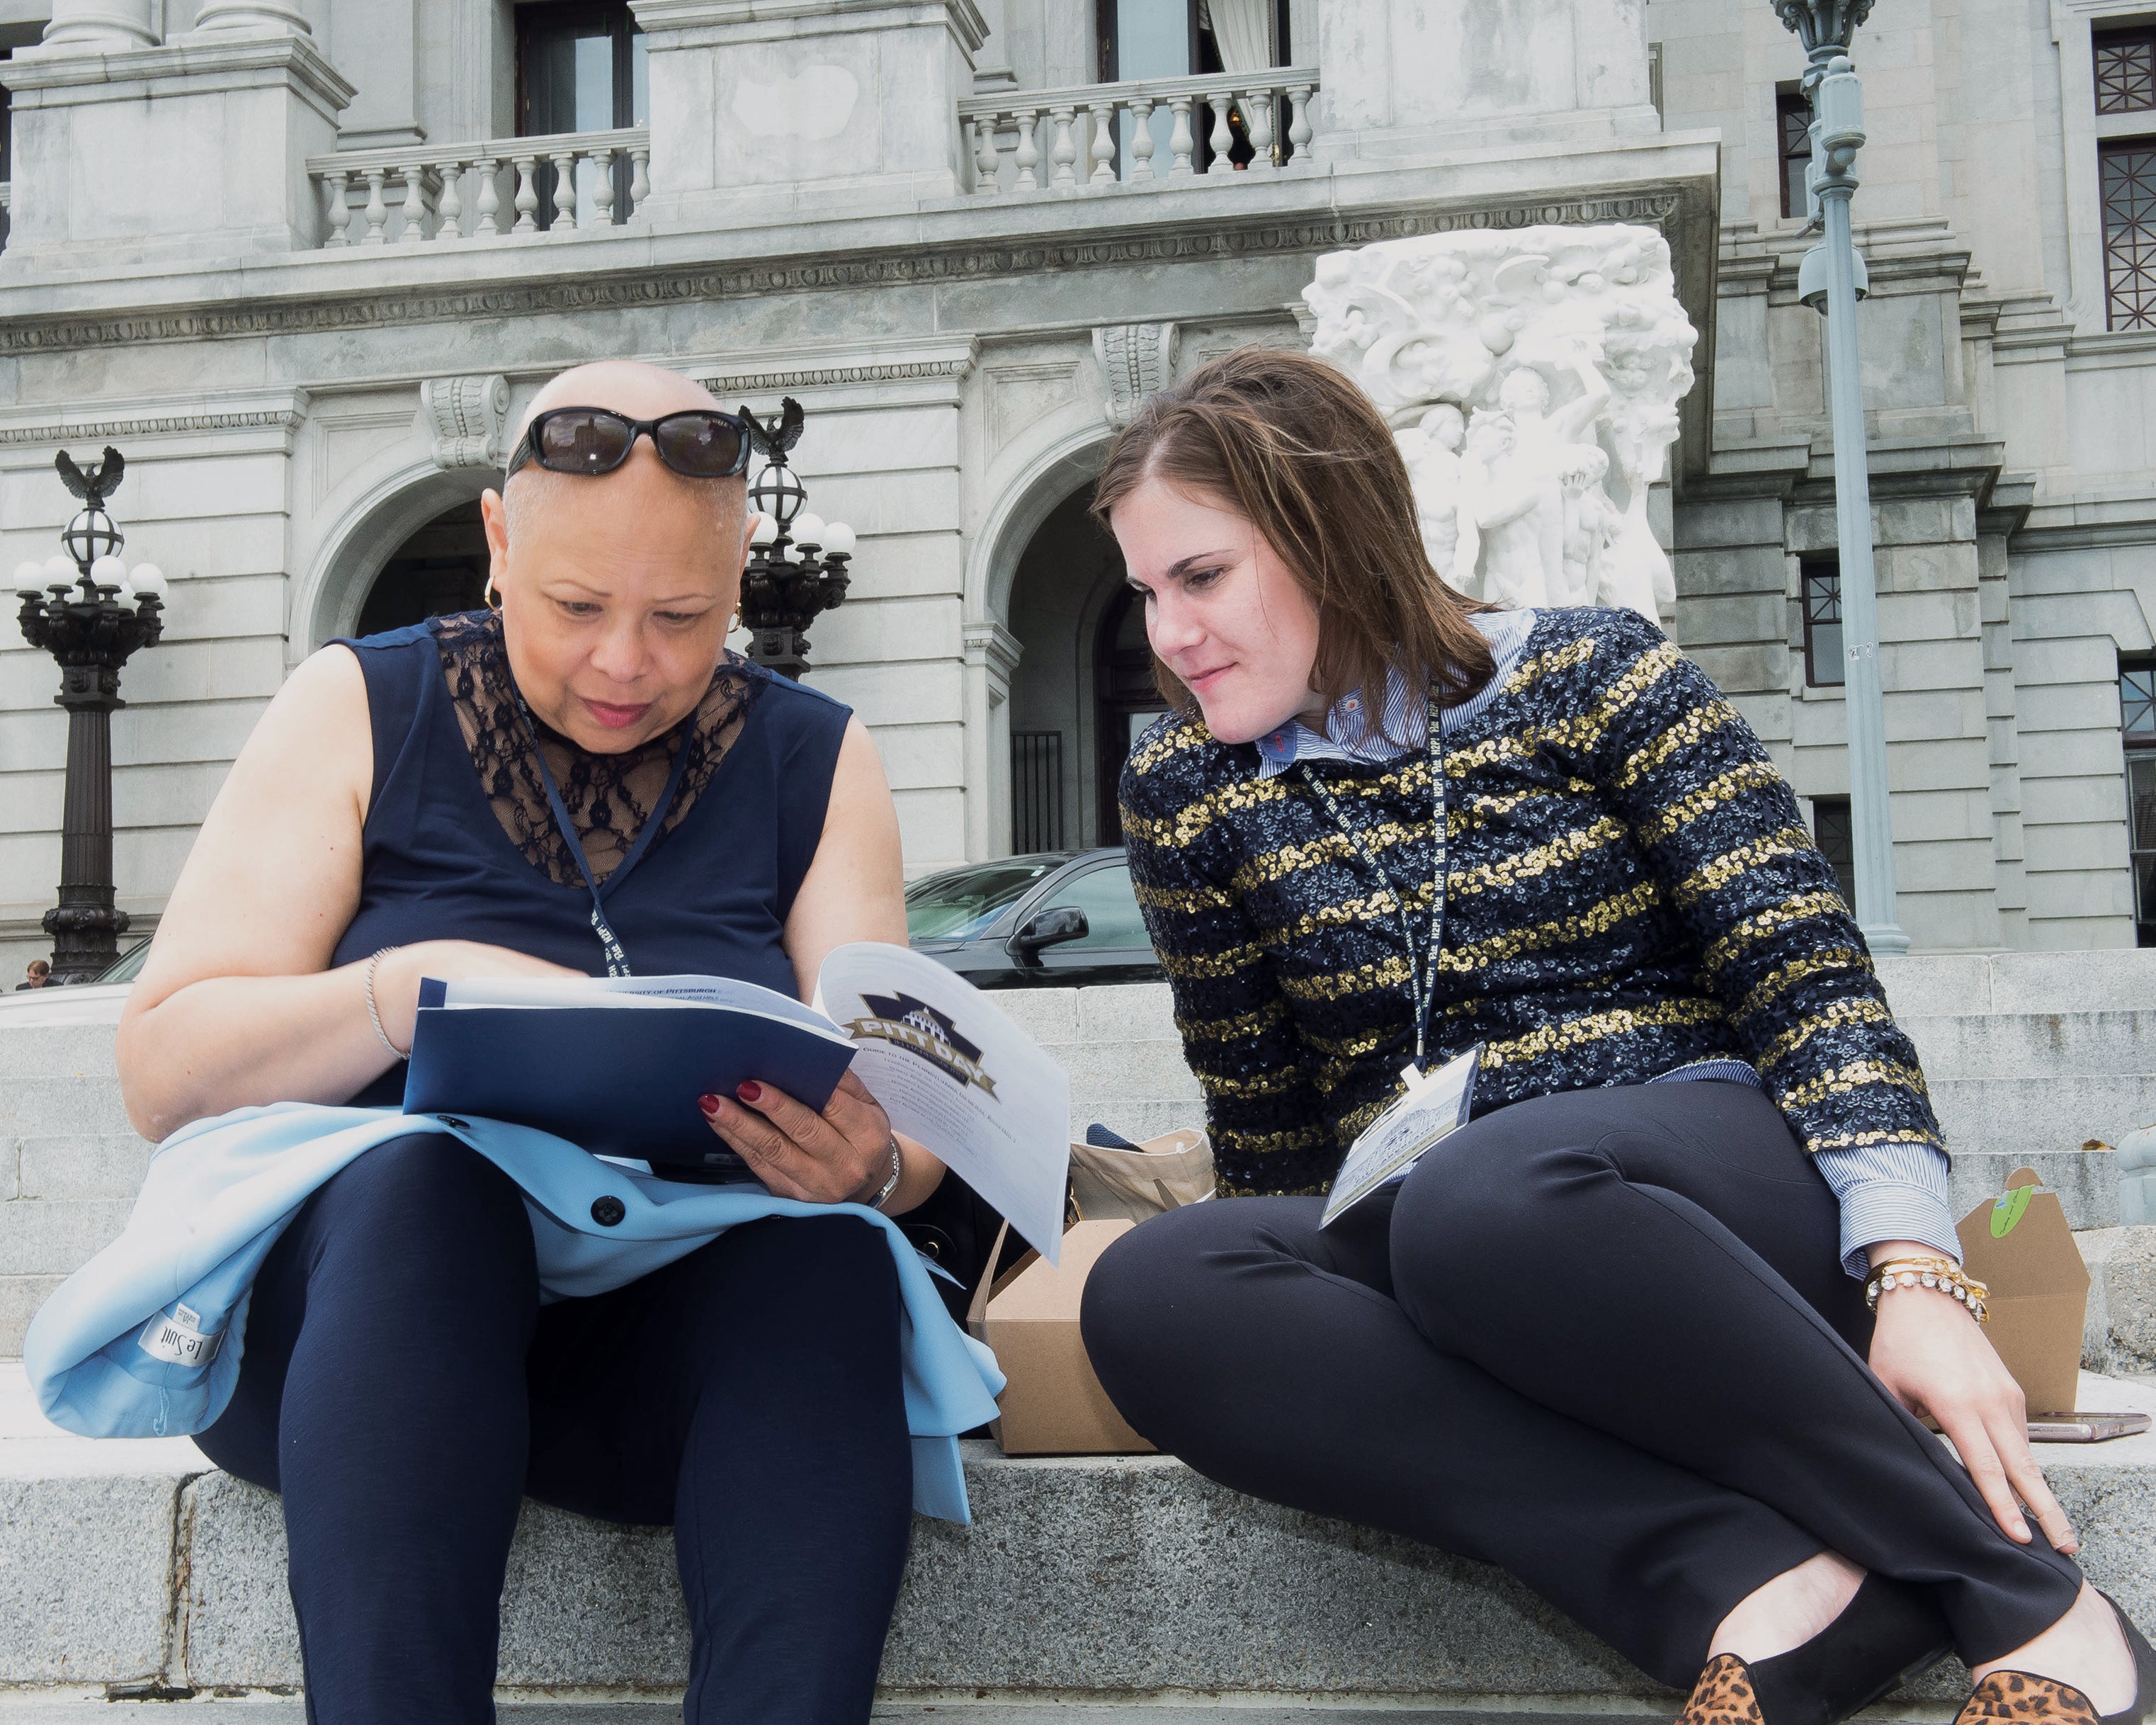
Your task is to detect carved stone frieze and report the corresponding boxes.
[1094,323,1179,426]
[421,373,510,470]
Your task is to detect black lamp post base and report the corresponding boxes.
[43,896,130,986]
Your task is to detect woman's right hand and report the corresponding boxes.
[372,941,585,1055]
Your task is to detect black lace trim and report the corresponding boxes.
[433,610,760,889]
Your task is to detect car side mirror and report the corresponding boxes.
[1010,905,1088,955]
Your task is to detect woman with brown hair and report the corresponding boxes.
[1077,347,2154,1725]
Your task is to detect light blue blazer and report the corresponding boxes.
[24,1102,1006,1522]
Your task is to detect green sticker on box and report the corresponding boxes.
[1990,1185,2032,1238]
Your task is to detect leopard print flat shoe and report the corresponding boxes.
[1678,1576,1953,1725]
[1955,1593,2156,1725]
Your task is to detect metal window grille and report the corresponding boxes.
[2125,660,2156,947]
[1778,89,1813,220]
[1801,559,1844,688]
[1011,730,1064,854]
[1811,796,1857,913]
[2101,138,2156,330]
[2097,28,2156,115]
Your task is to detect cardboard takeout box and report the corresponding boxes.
[1955,1165,2092,1418]
[967,1218,1156,1457]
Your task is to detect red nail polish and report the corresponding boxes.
[736,1080,762,1104]
[698,1094,721,1114]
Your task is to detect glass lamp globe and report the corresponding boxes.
[748,511,778,547]
[791,513,826,549]
[821,522,856,557]
[14,561,45,589]
[42,553,76,584]
[748,460,807,528]
[60,507,123,571]
[130,564,168,603]
[90,555,127,592]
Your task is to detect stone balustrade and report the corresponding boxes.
[305,129,651,247]
[959,68,1319,196]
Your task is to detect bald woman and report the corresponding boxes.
[118,363,946,1725]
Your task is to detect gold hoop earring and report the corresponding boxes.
[484,574,501,611]
[729,608,741,632]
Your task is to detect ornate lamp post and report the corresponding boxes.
[735,397,857,679]
[1776,0,1909,954]
[12,447,167,985]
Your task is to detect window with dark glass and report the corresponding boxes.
[1095,584,1169,847]
[516,0,648,226]
[1801,558,1844,687]
[2101,137,2156,330]
[2124,657,2156,947]
[1778,87,1813,220]
[1810,795,1856,912]
[2097,26,2156,114]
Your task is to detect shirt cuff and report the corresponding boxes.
[1811,1140,1961,1279]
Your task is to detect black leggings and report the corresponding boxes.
[197,1133,914,1725]
[1079,1080,2083,1687]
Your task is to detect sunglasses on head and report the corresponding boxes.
[504,406,756,482]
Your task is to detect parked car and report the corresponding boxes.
[0,938,149,1025]
[906,850,1164,989]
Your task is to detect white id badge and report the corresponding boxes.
[1320,1044,1482,1228]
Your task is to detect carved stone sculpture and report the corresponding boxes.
[1301,225,1696,622]
[422,373,511,470]
[1094,323,1179,427]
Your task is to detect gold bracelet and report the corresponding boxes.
[1864,1255,1990,1324]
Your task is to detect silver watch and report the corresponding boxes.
[860,1136,903,1210]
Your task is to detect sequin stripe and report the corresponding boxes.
[1611,699,1740,792]
[1213,1119,1331,1157]
[1751,994,1895,1073]
[1133,877,1238,914]
[1219,1177,1331,1199]
[1252,880,1436,948]
[1198,1065,1310,1099]
[1125,713,1209,777]
[1122,773,1295,849]
[1279,954,1414,1002]
[1667,825,1815,910]
[1632,759,1784,847]
[1448,815,1627,899]
[1446,781,1597,835]
[1436,876,1662,971]
[1807,1126,1947,1154]
[1775,1058,1931,1110]
[1730,944,1874,1024]
[1503,632,1598,696]
[1441,640,1681,777]
[1699,889,1849,975]
[1158,941,1266,979]
[1227,820,1422,895]
[1175,998,1288,1044]
[1334,1093,1395,1141]
[1479,996,1725,1069]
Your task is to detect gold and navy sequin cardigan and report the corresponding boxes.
[1118,605,1946,1198]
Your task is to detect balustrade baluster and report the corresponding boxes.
[629,146,650,208]
[971,113,999,196]
[1205,91,1234,176]
[434,159,463,239]
[1128,96,1156,181]
[1087,98,1116,186]
[1286,85,1314,163]
[550,149,579,232]
[1167,96,1195,177]
[322,169,351,247]
[397,164,427,243]
[1244,89,1276,174]
[473,158,501,234]
[589,147,615,227]
[512,156,540,233]
[360,167,390,243]
[1048,106,1079,192]
[1013,108,1042,192]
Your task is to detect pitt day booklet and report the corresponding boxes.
[404,942,1073,1262]
[1320,1044,1482,1228]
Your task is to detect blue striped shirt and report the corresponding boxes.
[1252,609,1958,1278]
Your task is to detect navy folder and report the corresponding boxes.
[403,980,858,1179]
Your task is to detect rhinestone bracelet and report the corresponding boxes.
[1864,1255,1990,1325]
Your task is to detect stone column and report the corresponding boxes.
[628,0,987,228]
[40,0,157,50]
[188,0,314,34]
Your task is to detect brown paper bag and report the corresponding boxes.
[1955,1166,2092,1418]
[1068,1126,1214,1221]
[965,1218,1156,1456]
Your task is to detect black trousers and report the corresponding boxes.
[197,1133,914,1725]
[1079,1081,2083,1687]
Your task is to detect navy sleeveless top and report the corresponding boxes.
[330,613,851,1107]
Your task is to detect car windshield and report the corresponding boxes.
[906,859,1062,941]
[97,940,151,985]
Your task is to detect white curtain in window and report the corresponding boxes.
[1200,0,1273,72]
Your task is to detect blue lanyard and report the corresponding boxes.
[1296,684,1448,1075]
[510,685,696,978]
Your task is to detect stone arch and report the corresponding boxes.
[291,461,497,662]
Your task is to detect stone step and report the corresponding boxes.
[0,1707,1662,1725]
[1901,1011,2156,1082]
[5,1364,2155,1703]
[1876,949,2156,1019]
[1927,1078,2156,1175]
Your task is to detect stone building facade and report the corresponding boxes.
[0,0,2148,976]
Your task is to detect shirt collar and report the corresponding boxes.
[1252,608,1537,779]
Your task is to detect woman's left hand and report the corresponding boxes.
[1867,1262,2078,1554]
[700,1071,896,1206]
